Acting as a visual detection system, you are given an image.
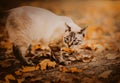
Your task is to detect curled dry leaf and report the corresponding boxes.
[39,59,56,70]
[31,44,42,52]
[78,50,94,63]
[5,74,16,83]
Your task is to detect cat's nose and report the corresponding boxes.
[68,41,73,48]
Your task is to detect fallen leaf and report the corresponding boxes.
[39,59,56,70]
[82,55,94,63]
[69,67,82,73]
[17,78,24,83]
[31,44,42,52]
[5,74,16,83]
[59,65,68,73]
[21,66,39,72]
[98,70,112,78]
[15,70,22,76]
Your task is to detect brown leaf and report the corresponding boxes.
[15,70,22,76]
[17,78,24,83]
[98,70,112,78]
[69,67,82,73]
[59,65,68,73]
[21,66,39,72]
[39,59,56,70]
[5,74,16,83]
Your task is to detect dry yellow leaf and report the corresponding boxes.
[21,66,39,72]
[31,44,41,52]
[15,70,22,75]
[39,59,56,70]
[17,78,24,83]
[1,41,12,49]
[59,66,82,73]
[62,47,74,52]
[59,66,68,73]
[69,67,82,73]
[5,74,16,83]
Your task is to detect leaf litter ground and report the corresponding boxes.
[0,1,120,83]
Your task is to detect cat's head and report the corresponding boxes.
[64,24,86,48]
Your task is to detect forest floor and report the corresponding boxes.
[0,1,120,83]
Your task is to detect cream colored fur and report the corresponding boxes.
[6,6,82,64]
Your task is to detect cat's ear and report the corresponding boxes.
[78,26,87,34]
[65,23,71,32]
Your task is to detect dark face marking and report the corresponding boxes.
[64,31,85,48]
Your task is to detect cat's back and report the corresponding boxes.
[9,6,58,21]
[6,6,65,45]
[10,6,56,16]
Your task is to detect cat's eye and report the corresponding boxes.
[65,37,69,41]
[77,32,82,34]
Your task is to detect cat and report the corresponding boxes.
[6,6,86,65]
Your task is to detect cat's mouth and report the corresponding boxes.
[67,41,74,48]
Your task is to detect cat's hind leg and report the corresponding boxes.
[12,44,34,65]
